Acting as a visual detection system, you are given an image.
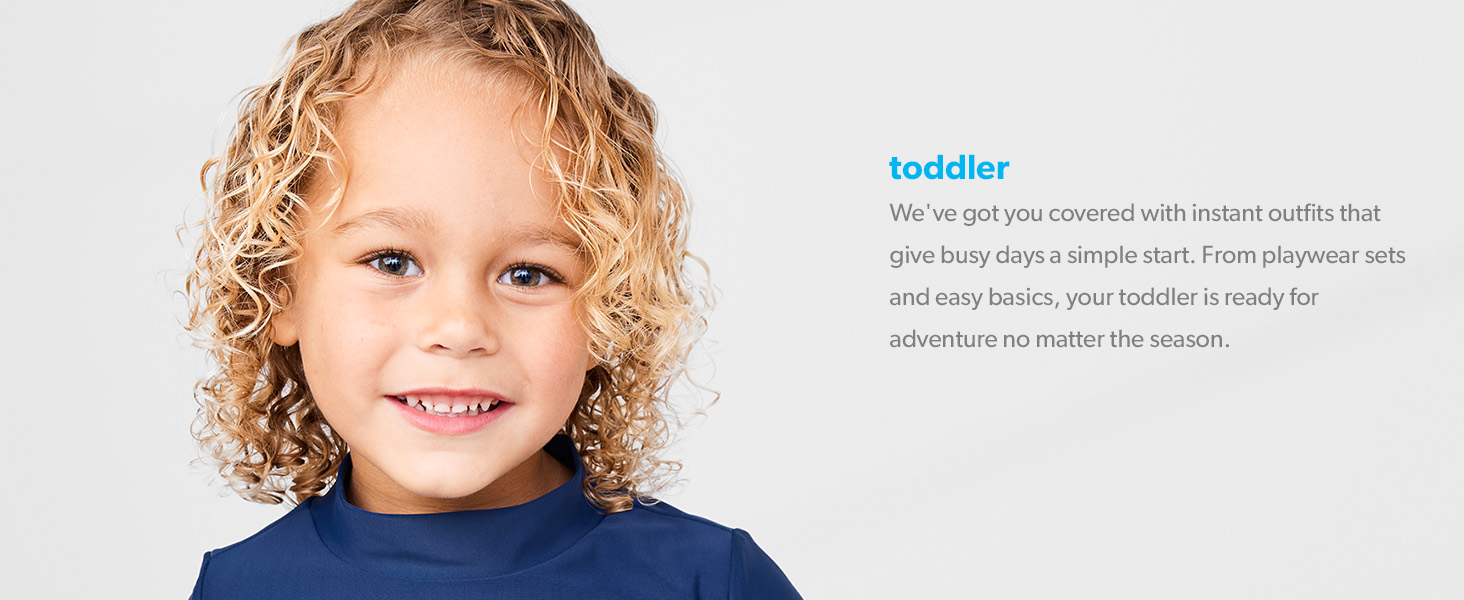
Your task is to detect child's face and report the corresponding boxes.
[269,58,593,512]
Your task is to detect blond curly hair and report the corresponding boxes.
[186,0,705,513]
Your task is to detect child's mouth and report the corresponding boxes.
[390,395,506,418]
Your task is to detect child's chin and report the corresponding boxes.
[394,462,508,500]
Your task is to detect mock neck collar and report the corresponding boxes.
[308,434,604,580]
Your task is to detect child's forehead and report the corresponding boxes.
[303,53,555,206]
[291,56,590,259]
[342,63,543,148]
[347,49,541,114]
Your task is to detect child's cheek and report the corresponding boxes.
[508,304,591,396]
[551,315,593,386]
[295,271,404,417]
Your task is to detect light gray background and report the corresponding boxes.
[2,1,1460,598]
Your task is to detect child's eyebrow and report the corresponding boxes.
[511,225,582,253]
[331,207,580,252]
[331,207,438,238]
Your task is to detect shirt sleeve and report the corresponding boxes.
[188,551,212,600]
[728,529,802,600]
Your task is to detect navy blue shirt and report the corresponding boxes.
[190,436,800,599]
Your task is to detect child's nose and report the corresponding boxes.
[415,278,500,358]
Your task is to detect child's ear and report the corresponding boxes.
[270,289,300,347]
[271,307,299,347]
[584,352,597,372]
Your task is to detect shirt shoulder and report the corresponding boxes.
[594,499,737,558]
[190,501,341,599]
[202,501,321,564]
[584,500,803,599]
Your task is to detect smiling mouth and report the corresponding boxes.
[390,395,507,418]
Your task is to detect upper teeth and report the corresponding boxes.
[401,395,499,417]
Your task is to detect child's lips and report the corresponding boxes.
[392,394,503,417]
[386,387,513,434]
[391,387,508,411]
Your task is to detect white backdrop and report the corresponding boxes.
[1,1,1460,598]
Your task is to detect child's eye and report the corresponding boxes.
[364,250,424,278]
[498,264,561,287]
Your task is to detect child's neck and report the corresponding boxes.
[346,449,574,514]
